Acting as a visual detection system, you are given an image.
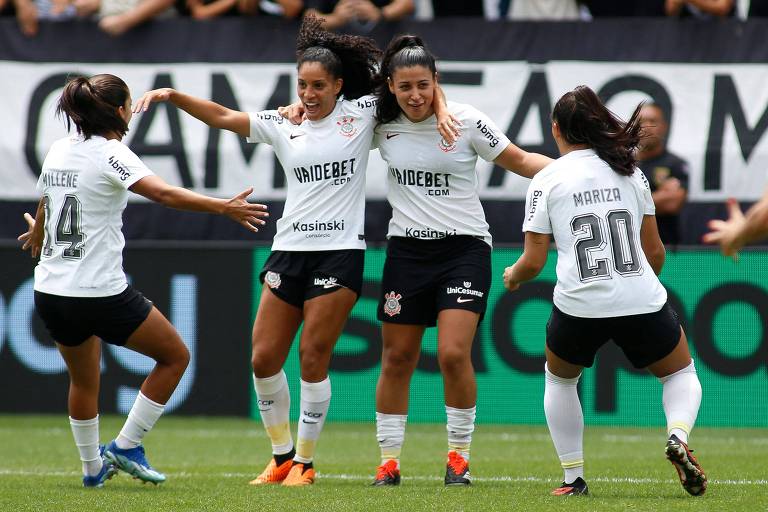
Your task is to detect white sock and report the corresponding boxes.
[295,377,331,464]
[544,363,584,483]
[659,360,702,444]
[446,406,476,461]
[69,416,102,476]
[254,371,293,455]
[376,412,407,468]
[116,392,165,449]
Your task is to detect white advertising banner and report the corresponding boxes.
[2,60,767,201]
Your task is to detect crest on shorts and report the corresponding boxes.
[265,271,281,289]
[463,281,472,288]
[337,116,357,137]
[383,291,402,317]
[438,137,456,153]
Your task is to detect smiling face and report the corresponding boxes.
[388,65,436,123]
[297,61,343,121]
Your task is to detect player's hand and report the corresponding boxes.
[222,188,269,233]
[18,212,43,258]
[133,88,175,113]
[503,266,520,292]
[702,197,745,259]
[436,112,462,146]
[277,102,306,125]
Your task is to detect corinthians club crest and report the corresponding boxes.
[264,271,281,289]
[337,116,357,137]
[383,291,402,317]
[438,136,456,153]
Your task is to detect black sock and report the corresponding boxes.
[274,449,295,466]
[293,460,313,473]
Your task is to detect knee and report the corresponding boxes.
[172,344,191,373]
[251,346,274,377]
[438,347,469,375]
[298,343,331,371]
[381,348,419,378]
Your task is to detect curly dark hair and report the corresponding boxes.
[296,15,381,100]
[552,85,643,176]
[374,34,437,125]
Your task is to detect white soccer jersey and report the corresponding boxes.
[247,95,377,251]
[374,102,510,247]
[522,148,667,318]
[34,135,153,297]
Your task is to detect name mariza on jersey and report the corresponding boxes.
[573,187,621,207]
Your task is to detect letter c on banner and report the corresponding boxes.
[8,278,67,374]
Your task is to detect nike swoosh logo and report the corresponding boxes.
[386,133,399,139]
[456,297,474,303]
[302,419,318,424]
[290,133,304,139]
[323,283,341,289]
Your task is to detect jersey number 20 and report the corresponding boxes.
[571,210,641,282]
[42,195,85,259]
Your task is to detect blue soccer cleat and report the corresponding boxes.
[82,445,118,488]
[104,440,166,485]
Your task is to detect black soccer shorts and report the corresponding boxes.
[34,284,153,347]
[377,235,491,326]
[260,249,364,308]
[545,302,682,368]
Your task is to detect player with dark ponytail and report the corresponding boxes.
[369,35,553,487]
[18,73,267,488]
[504,85,706,497]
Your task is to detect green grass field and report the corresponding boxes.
[0,415,765,511]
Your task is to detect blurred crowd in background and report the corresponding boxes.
[2,0,767,38]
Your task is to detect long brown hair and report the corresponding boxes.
[552,85,642,176]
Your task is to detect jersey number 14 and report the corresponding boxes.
[42,195,85,259]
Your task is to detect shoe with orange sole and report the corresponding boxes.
[281,463,316,486]
[249,458,293,485]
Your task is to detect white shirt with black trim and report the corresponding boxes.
[247,95,377,251]
[34,135,153,297]
[522,148,667,318]
[374,102,509,247]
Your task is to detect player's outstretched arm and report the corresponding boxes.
[704,196,768,258]
[503,231,550,291]
[494,144,553,179]
[130,175,268,233]
[640,214,665,275]
[17,199,45,258]
[133,88,251,137]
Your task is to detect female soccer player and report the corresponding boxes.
[17,74,268,488]
[369,36,552,487]
[503,85,706,497]
[133,17,453,487]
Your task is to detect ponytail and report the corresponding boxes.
[56,74,129,140]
